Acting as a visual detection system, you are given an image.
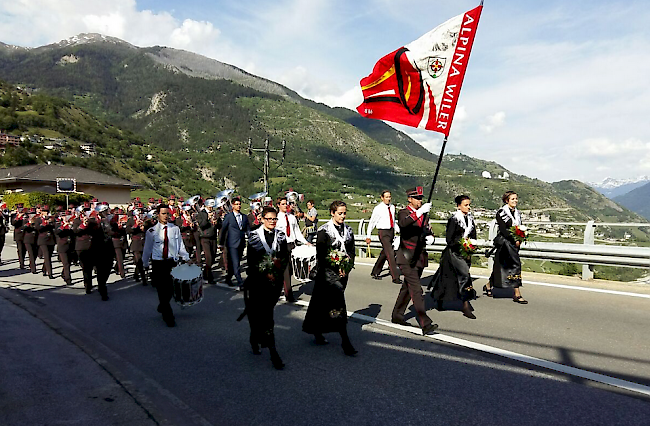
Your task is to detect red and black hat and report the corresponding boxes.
[169,194,175,200]
[157,198,163,204]
[84,201,91,209]
[92,198,98,203]
[137,202,144,208]
[406,186,424,198]
[42,205,50,212]
[135,197,141,202]
[179,197,184,202]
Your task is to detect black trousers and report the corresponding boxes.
[132,250,147,283]
[15,239,26,268]
[26,243,38,273]
[282,242,296,301]
[0,234,5,261]
[151,259,177,321]
[78,250,110,296]
[392,263,432,329]
[39,244,54,276]
[200,238,217,282]
[371,229,399,280]
[58,250,72,284]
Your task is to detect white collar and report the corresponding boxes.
[256,226,278,255]
[500,205,521,226]
[324,219,351,254]
[453,210,474,238]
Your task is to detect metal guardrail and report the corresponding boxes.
[349,219,650,280]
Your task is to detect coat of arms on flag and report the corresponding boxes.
[357,3,483,136]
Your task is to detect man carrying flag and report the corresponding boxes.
[358,3,483,334]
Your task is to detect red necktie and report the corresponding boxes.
[285,215,291,237]
[388,205,394,229]
[163,225,169,259]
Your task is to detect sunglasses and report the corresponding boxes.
[411,196,424,200]
[263,217,278,221]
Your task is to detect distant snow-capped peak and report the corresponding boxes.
[589,176,650,189]
[54,33,135,49]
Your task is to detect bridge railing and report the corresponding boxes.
[348,219,650,280]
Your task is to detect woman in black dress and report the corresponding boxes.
[430,195,477,319]
[242,206,290,369]
[302,200,357,356]
[485,191,528,304]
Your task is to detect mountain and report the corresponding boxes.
[589,176,650,198]
[613,182,650,220]
[0,33,644,223]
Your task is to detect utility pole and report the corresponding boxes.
[247,138,286,194]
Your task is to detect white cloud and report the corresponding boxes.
[480,111,506,134]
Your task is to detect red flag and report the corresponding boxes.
[357,4,483,136]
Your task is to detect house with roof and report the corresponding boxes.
[0,164,139,205]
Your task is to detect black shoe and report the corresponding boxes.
[65,280,73,286]
[43,271,47,276]
[314,334,329,345]
[101,294,109,301]
[142,280,148,286]
[271,353,285,370]
[422,323,439,335]
[483,285,493,297]
[436,300,444,311]
[165,318,176,327]
[48,275,55,280]
[85,289,92,295]
[391,318,411,327]
[134,275,141,282]
[392,278,403,284]
[370,275,381,280]
[251,343,261,355]
[342,342,358,356]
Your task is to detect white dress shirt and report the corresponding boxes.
[276,211,308,244]
[366,202,399,238]
[234,212,243,229]
[142,222,190,267]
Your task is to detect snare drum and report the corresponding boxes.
[171,263,204,307]
[291,245,317,281]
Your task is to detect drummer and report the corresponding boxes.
[143,204,190,327]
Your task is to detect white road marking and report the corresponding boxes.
[282,297,650,397]
[354,261,650,299]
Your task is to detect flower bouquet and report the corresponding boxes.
[328,249,354,275]
[509,225,529,243]
[458,237,478,260]
[258,253,286,282]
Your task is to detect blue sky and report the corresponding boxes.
[2,0,649,184]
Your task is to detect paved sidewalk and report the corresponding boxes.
[0,292,157,426]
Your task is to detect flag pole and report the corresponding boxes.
[410,135,448,267]
[427,135,448,203]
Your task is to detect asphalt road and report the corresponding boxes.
[1,236,650,426]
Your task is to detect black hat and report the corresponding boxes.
[406,186,424,198]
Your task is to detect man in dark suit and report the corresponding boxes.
[11,208,27,268]
[391,186,438,335]
[219,197,250,290]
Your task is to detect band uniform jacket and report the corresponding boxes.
[55,225,74,253]
[396,207,433,268]
[126,217,146,252]
[197,210,217,239]
[12,216,25,241]
[37,221,56,246]
[110,221,128,249]
[23,221,37,245]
